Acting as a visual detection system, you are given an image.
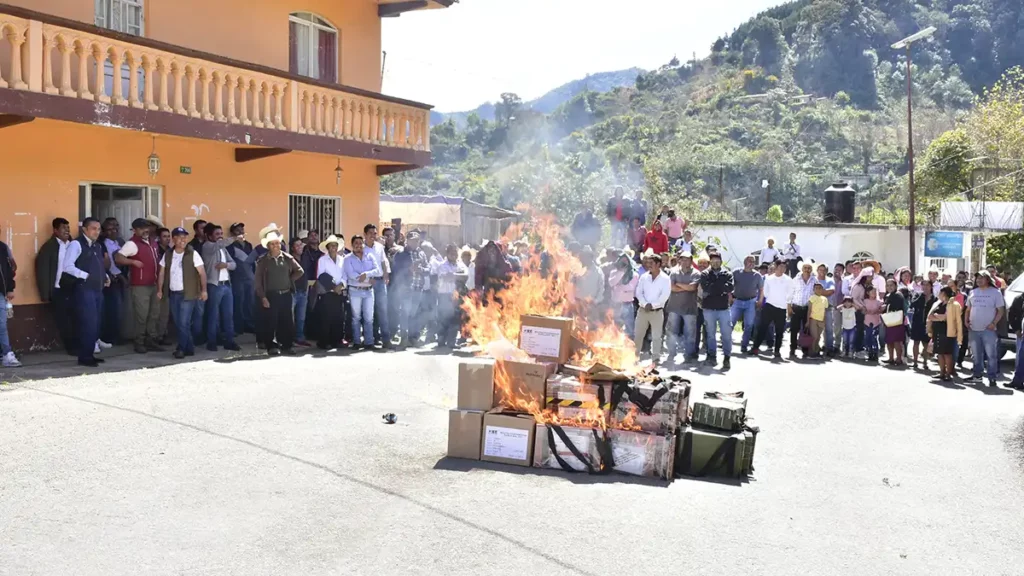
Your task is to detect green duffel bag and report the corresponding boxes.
[675,425,747,478]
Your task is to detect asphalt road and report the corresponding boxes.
[2,343,1023,576]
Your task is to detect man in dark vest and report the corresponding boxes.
[35,217,75,354]
[116,218,164,354]
[62,217,109,367]
[157,227,208,359]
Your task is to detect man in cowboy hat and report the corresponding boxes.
[115,216,165,354]
[789,260,817,358]
[254,225,305,356]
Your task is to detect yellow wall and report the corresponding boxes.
[6,0,383,93]
[0,118,380,305]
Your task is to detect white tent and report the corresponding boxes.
[940,202,1024,231]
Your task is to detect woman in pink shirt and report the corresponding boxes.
[629,217,647,256]
[862,286,883,362]
[608,253,639,336]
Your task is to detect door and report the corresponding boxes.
[91,185,146,232]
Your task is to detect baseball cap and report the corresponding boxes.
[171,227,189,237]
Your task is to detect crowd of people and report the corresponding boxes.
[29,215,485,368]
[569,227,1021,389]
[5,209,1022,392]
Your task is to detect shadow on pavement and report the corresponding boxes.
[433,456,672,487]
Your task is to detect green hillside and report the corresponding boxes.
[385,0,1024,227]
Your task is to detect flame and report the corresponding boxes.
[463,207,644,433]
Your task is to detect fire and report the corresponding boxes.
[464,206,644,433]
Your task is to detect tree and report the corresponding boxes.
[986,232,1024,277]
[914,128,973,223]
[741,17,788,77]
[495,92,523,129]
[766,205,783,222]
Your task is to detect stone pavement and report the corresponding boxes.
[1,343,1023,576]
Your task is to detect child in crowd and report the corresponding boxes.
[862,286,882,362]
[807,282,828,357]
[840,296,857,357]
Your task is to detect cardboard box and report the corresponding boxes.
[481,413,536,467]
[533,424,604,472]
[518,315,574,363]
[545,373,614,422]
[494,360,557,408]
[675,425,748,478]
[457,360,496,410]
[608,429,676,479]
[447,410,485,460]
[691,396,748,432]
[610,381,690,435]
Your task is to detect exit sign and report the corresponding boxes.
[179,166,192,174]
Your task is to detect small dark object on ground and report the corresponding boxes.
[382,413,397,424]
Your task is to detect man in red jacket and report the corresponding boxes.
[115,217,165,354]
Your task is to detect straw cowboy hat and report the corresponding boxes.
[146,214,164,228]
[319,234,343,252]
[620,246,636,260]
[259,223,286,248]
[259,223,283,241]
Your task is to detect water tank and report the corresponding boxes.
[824,182,857,223]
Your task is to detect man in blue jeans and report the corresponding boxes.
[200,223,241,352]
[730,256,762,354]
[700,252,735,370]
[157,227,208,359]
[965,271,1004,387]
[364,224,392,348]
[665,253,700,363]
[343,235,382,350]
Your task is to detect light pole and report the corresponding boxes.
[892,26,936,274]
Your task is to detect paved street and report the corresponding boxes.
[2,341,1024,576]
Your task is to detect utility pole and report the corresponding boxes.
[719,165,725,207]
[892,27,935,274]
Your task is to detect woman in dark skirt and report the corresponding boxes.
[928,286,962,381]
[883,279,906,365]
[909,279,935,370]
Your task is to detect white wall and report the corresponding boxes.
[689,223,926,272]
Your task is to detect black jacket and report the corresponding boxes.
[700,267,734,310]
[1009,294,1024,335]
[36,236,60,302]
[0,241,15,296]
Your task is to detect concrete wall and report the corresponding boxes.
[0,118,380,308]
[6,0,383,93]
[687,223,927,272]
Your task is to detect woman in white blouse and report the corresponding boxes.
[314,235,347,349]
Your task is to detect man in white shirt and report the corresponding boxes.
[749,262,791,359]
[434,243,469,349]
[364,224,392,348]
[156,227,207,359]
[782,232,801,277]
[759,237,780,265]
[634,253,671,365]
[35,217,75,355]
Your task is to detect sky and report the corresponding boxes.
[381,0,785,112]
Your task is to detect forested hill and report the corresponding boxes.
[384,0,1024,227]
[430,68,643,126]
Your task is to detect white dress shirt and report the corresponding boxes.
[434,259,467,295]
[160,249,204,291]
[759,246,780,264]
[635,270,671,309]
[368,240,391,275]
[63,238,92,280]
[317,253,347,287]
[781,242,801,261]
[762,273,792,309]
[54,238,70,288]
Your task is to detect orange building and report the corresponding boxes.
[0,0,449,349]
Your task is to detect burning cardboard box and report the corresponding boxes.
[607,429,676,479]
[481,413,536,467]
[494,359,556,410]
[545,374,614,422]
[518,315,574,364]
[448,410,485,460]
[458,360,496,411]
[533,424,606,473]
[610,378,690,435]
[675,425,752,478]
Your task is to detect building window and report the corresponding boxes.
[95,0,144,36]
[289,194,341,238]
[851,251,874,261]
[289,12,338,83]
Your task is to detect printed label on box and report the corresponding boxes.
[552,431,591,471]
[611,442,647,476]
[483,425,530,461]
[520,325,562,358]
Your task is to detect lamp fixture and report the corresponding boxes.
[335,159,344,185]
[147,136,161,179]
